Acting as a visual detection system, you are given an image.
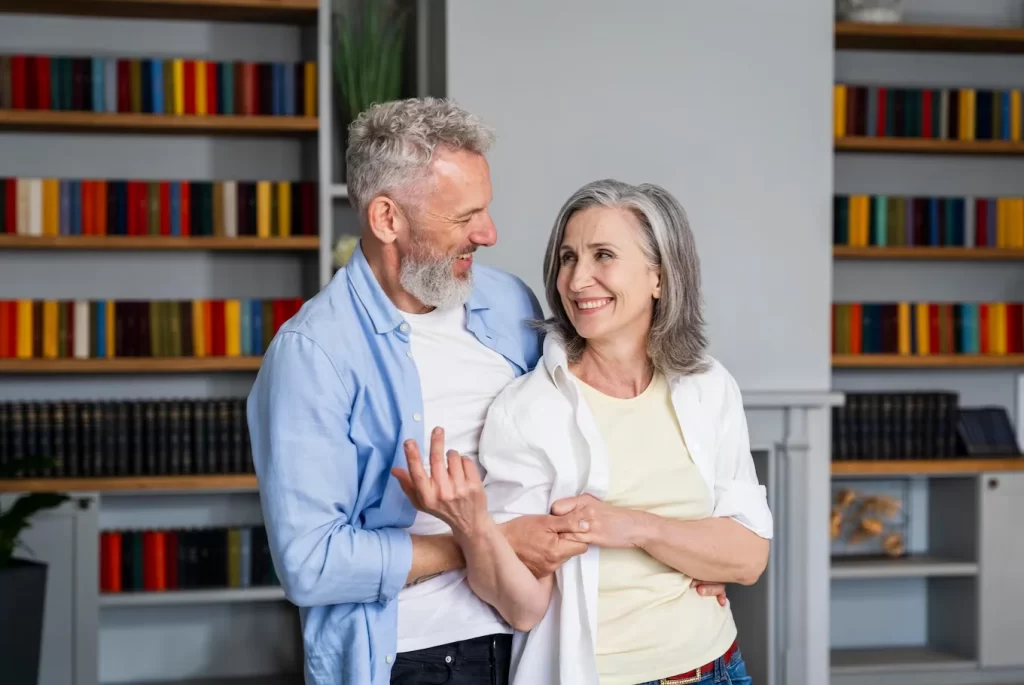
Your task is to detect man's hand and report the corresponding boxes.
[499,514,589,577]
[392,427,491,542]
[551,493,649,548]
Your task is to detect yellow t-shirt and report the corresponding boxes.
[576,370,737,685]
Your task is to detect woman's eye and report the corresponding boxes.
[560,253,576,264]
[597,251,613,260]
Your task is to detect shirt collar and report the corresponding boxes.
[346,240,491,335]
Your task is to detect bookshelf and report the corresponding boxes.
[833,246,1024,261]
[834,137,1024,155]
[835,20,1024,54]
[0,357,265,373]
[0,234,319,251]
[0,474,258,493]
[0,110,318,135]
[831,14,1024,685]
[0,0,319,23]
[831,354,1024,368]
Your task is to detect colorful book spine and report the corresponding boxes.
[834,194,1024,248]
[0,297,304,360]
[832,302,1023,356]
[0,54,316,117]
[0,177,317,238]
[834,83,1023,142]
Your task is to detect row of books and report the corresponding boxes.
[0,177,318,239]
[834,84,1022,141]
[832,393,1021,460]
[0,297,304,360]
[832,392,958,460]
[0,54,316,118]
[834,194,1024,248]
[0,397,252,478]
[832,302,1024,355]
[99,526,277,593]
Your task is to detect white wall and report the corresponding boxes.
[445,0,835,394]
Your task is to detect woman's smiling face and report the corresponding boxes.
[556,205,661,345]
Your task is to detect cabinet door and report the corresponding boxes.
[979,471,1024,668]
[1,493,99,685]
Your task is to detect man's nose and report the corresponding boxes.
[470,214,497,247]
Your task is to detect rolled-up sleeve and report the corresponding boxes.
[712,371,774,540]
[478,397,554,523]
[247,331,413,607]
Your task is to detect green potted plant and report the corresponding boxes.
[0,455,69,685]
[333,0,410,180]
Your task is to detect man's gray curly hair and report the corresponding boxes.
[345,97,496,220]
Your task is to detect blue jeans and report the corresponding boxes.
[636,647,753,685]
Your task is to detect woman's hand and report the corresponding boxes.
[550,493,649,549]
[392,427,491,541]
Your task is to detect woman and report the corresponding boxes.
[394,179,772,685]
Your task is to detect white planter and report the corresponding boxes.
[838,0,903,23]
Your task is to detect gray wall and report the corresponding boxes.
[832,0,1024,667]
[444,0,835,394]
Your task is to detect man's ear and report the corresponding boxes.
[366,195,405,244]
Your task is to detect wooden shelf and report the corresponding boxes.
[832,458,1024,476]
[831,555,978,579]
[836,20,1024,54]
[831,646,976,675]
[0,110,317,135]
[835,136,1024,155]
[0,474,258,493]
[0,0,317,23]
[832,353,1024,368]
[0,356,262,374]
[0,235,318,251]
[101,587,284,606]
[834,246,1024,261]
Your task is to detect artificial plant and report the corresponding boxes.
[0,456,69,568]
[333,0,410,125]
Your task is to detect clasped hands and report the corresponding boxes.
[391,427,728,605]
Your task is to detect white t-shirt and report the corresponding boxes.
[396,304,517,653]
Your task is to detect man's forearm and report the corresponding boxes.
[405,534,465,586]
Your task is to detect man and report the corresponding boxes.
[247,97,726,685]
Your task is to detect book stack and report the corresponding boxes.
[0,397,252,478]
[0,177,318,238]
[834,83,1023,140]
[99,524,277,593]
[833,301,1024,355]
[834,194,1024,248]
[832,392,1020,461]
[0,297,304,359]
[0,54,316,117]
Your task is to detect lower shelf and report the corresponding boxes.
[831,555,978,580]
[100,586,285,607]
[831,646,977,675]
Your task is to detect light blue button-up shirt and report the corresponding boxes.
[247,242,544,685]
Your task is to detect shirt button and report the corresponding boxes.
[400,323,409,332]
[413,413,422,421]
[445,656,453,664]
[386,655,393,664]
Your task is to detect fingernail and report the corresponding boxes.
[434,427,442,435]
[700,588,708,595]
[579,520,589,532]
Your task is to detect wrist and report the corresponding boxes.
[631,509,661,549]
[452,512,497,547]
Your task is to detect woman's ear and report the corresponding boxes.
[651,266,662,300]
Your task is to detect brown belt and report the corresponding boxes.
[659,640,738,684]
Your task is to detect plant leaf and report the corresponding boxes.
[0,493,69,567]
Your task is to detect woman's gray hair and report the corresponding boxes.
[538,179,710,376]
[345,97,496,218]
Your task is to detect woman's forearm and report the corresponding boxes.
[457,519,553,631]
[634,514,769,585]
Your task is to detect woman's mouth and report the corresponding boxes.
[575,298,613,313]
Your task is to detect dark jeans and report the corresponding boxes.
[390,633,512,685]
[636,647,753,685]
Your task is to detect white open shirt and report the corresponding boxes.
[477,335,774,685]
